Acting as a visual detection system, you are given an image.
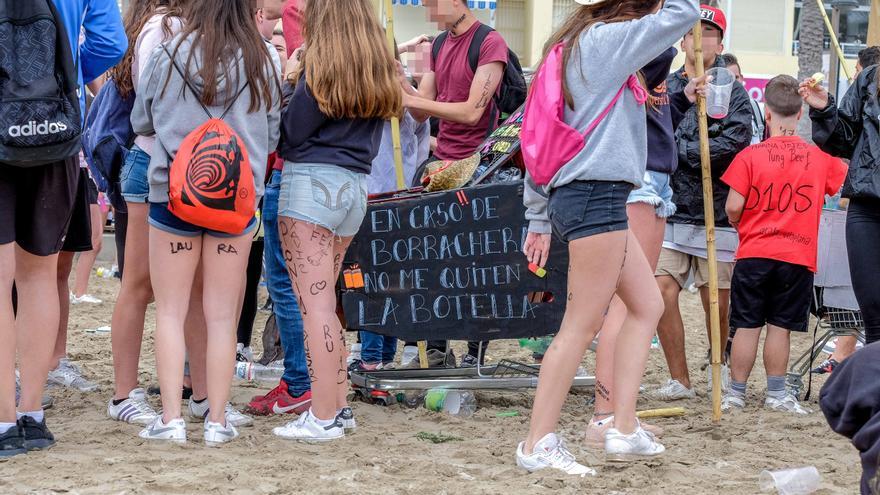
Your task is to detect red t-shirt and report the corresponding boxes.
[721,136,848,272]
[282,1,304,56]
[431,22,508,161]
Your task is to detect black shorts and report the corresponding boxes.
[0,158,80,256]
[549,180,634,242]
[730,258,814,332]
[61,169,95,253]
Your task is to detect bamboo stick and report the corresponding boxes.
[815,0,853,82]
[382,0,429,369]
[691,21,723,423]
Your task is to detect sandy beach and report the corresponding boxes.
[1,274,861,494]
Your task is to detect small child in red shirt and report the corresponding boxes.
[721,75,848,415]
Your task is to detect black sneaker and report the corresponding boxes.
[811,358,840,375]
[0,423,26,458]
[19,416,55,451]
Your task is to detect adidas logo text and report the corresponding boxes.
[8,120,68,137]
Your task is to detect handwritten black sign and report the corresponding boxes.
[341,182,569,341]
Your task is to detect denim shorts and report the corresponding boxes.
[278,163,368,237]
[628,170,676,218]
[148,202,257,238]
[120,144,150,203]
[549,180,634,242]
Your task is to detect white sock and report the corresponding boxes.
[17,410,44,423]
[0,422,16,434]
[311,410,336,427]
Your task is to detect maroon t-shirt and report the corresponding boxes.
[431,22,508,161]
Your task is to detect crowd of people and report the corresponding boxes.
[2,0,880,489]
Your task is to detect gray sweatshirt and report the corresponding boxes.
[132,33,282,203]
[524,0,699,234]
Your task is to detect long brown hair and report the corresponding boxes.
[541,0,662,109]
[297,0,402,120]
[112,0,188,98]
[165,0,279,113]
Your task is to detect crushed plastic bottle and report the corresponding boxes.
[518,336,553,356]
[234,361,284,382]
[424,389,477,418]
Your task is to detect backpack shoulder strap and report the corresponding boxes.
[162,45,214,119]
[432,31,450,68]
[467,24,495,74]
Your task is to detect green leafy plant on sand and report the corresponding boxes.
[416,432,464,444]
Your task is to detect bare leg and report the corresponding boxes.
[830,335,858,363]
[0,243,15,422]
[524,230,628,453]
[763,325,791,377]
[15,247,61,412]
[729,327,761,384]
[184,268,208,401]
[593,203,665,417]
[656,275,691,388]
[333,236,353,411]
[52,251,75,369]
[110,203,153,400]
[73,205,105,297]
[149,228,200,422]
[201,235,252,425]
[279,218,343,421]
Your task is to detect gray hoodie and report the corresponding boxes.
[132,33,282,203]
[524,0,699,234]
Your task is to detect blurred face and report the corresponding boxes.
[727,63,743,83]
[422,0,461,28]
[272,33,288,67]
[681,23,724,68]
[262,0,288,20]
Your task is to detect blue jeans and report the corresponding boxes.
[263,170,310,395]
[360,331,397,364]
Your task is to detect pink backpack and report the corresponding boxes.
[521,42,648,186]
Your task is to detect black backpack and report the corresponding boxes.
[0,0,82,167]
[432,24,527,119]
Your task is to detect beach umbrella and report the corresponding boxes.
[690,21,724,422]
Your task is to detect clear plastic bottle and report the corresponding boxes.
[424,389,477,418]
[234,361,284,382]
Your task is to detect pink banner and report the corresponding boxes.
[743,77,771,103]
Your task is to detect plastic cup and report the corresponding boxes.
[759,466,821,495]
[424,389,463,414]
[706,67,736,119]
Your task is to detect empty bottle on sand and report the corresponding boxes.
[234,361,284,382]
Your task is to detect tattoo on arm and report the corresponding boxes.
[475,74,493,109]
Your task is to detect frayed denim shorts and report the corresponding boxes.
[549,180,634,242]
[278,163,368,237]
[628,170,676,219]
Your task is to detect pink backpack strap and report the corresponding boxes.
[581,74,649,137]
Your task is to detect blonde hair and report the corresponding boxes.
[298,0,402,120]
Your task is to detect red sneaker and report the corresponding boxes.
[246,381,311,416]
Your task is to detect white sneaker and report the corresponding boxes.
[515,433,596,477]
[204,419,239,446]
[108,388,159,425]
[139,417,186,443]
[707,364,731,394]
[347,343,362,367]
[721,393,746,412]
[605,426,665,462]
[236,344,254,363]
[273,409,344,442]
[71,294,102,305]
[652,379,696,401]
[336,407,356,431]
[188,399,254,428]
[765,394,811,415]
[48,358,99,392]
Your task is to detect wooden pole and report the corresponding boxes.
[815,0,853,82]
[691,21,723,423]
[382,0,429,369]
[869,0,880,46]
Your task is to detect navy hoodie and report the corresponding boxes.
[821,341,880,494]
[643,47,677,175]
[279,77,383,174]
